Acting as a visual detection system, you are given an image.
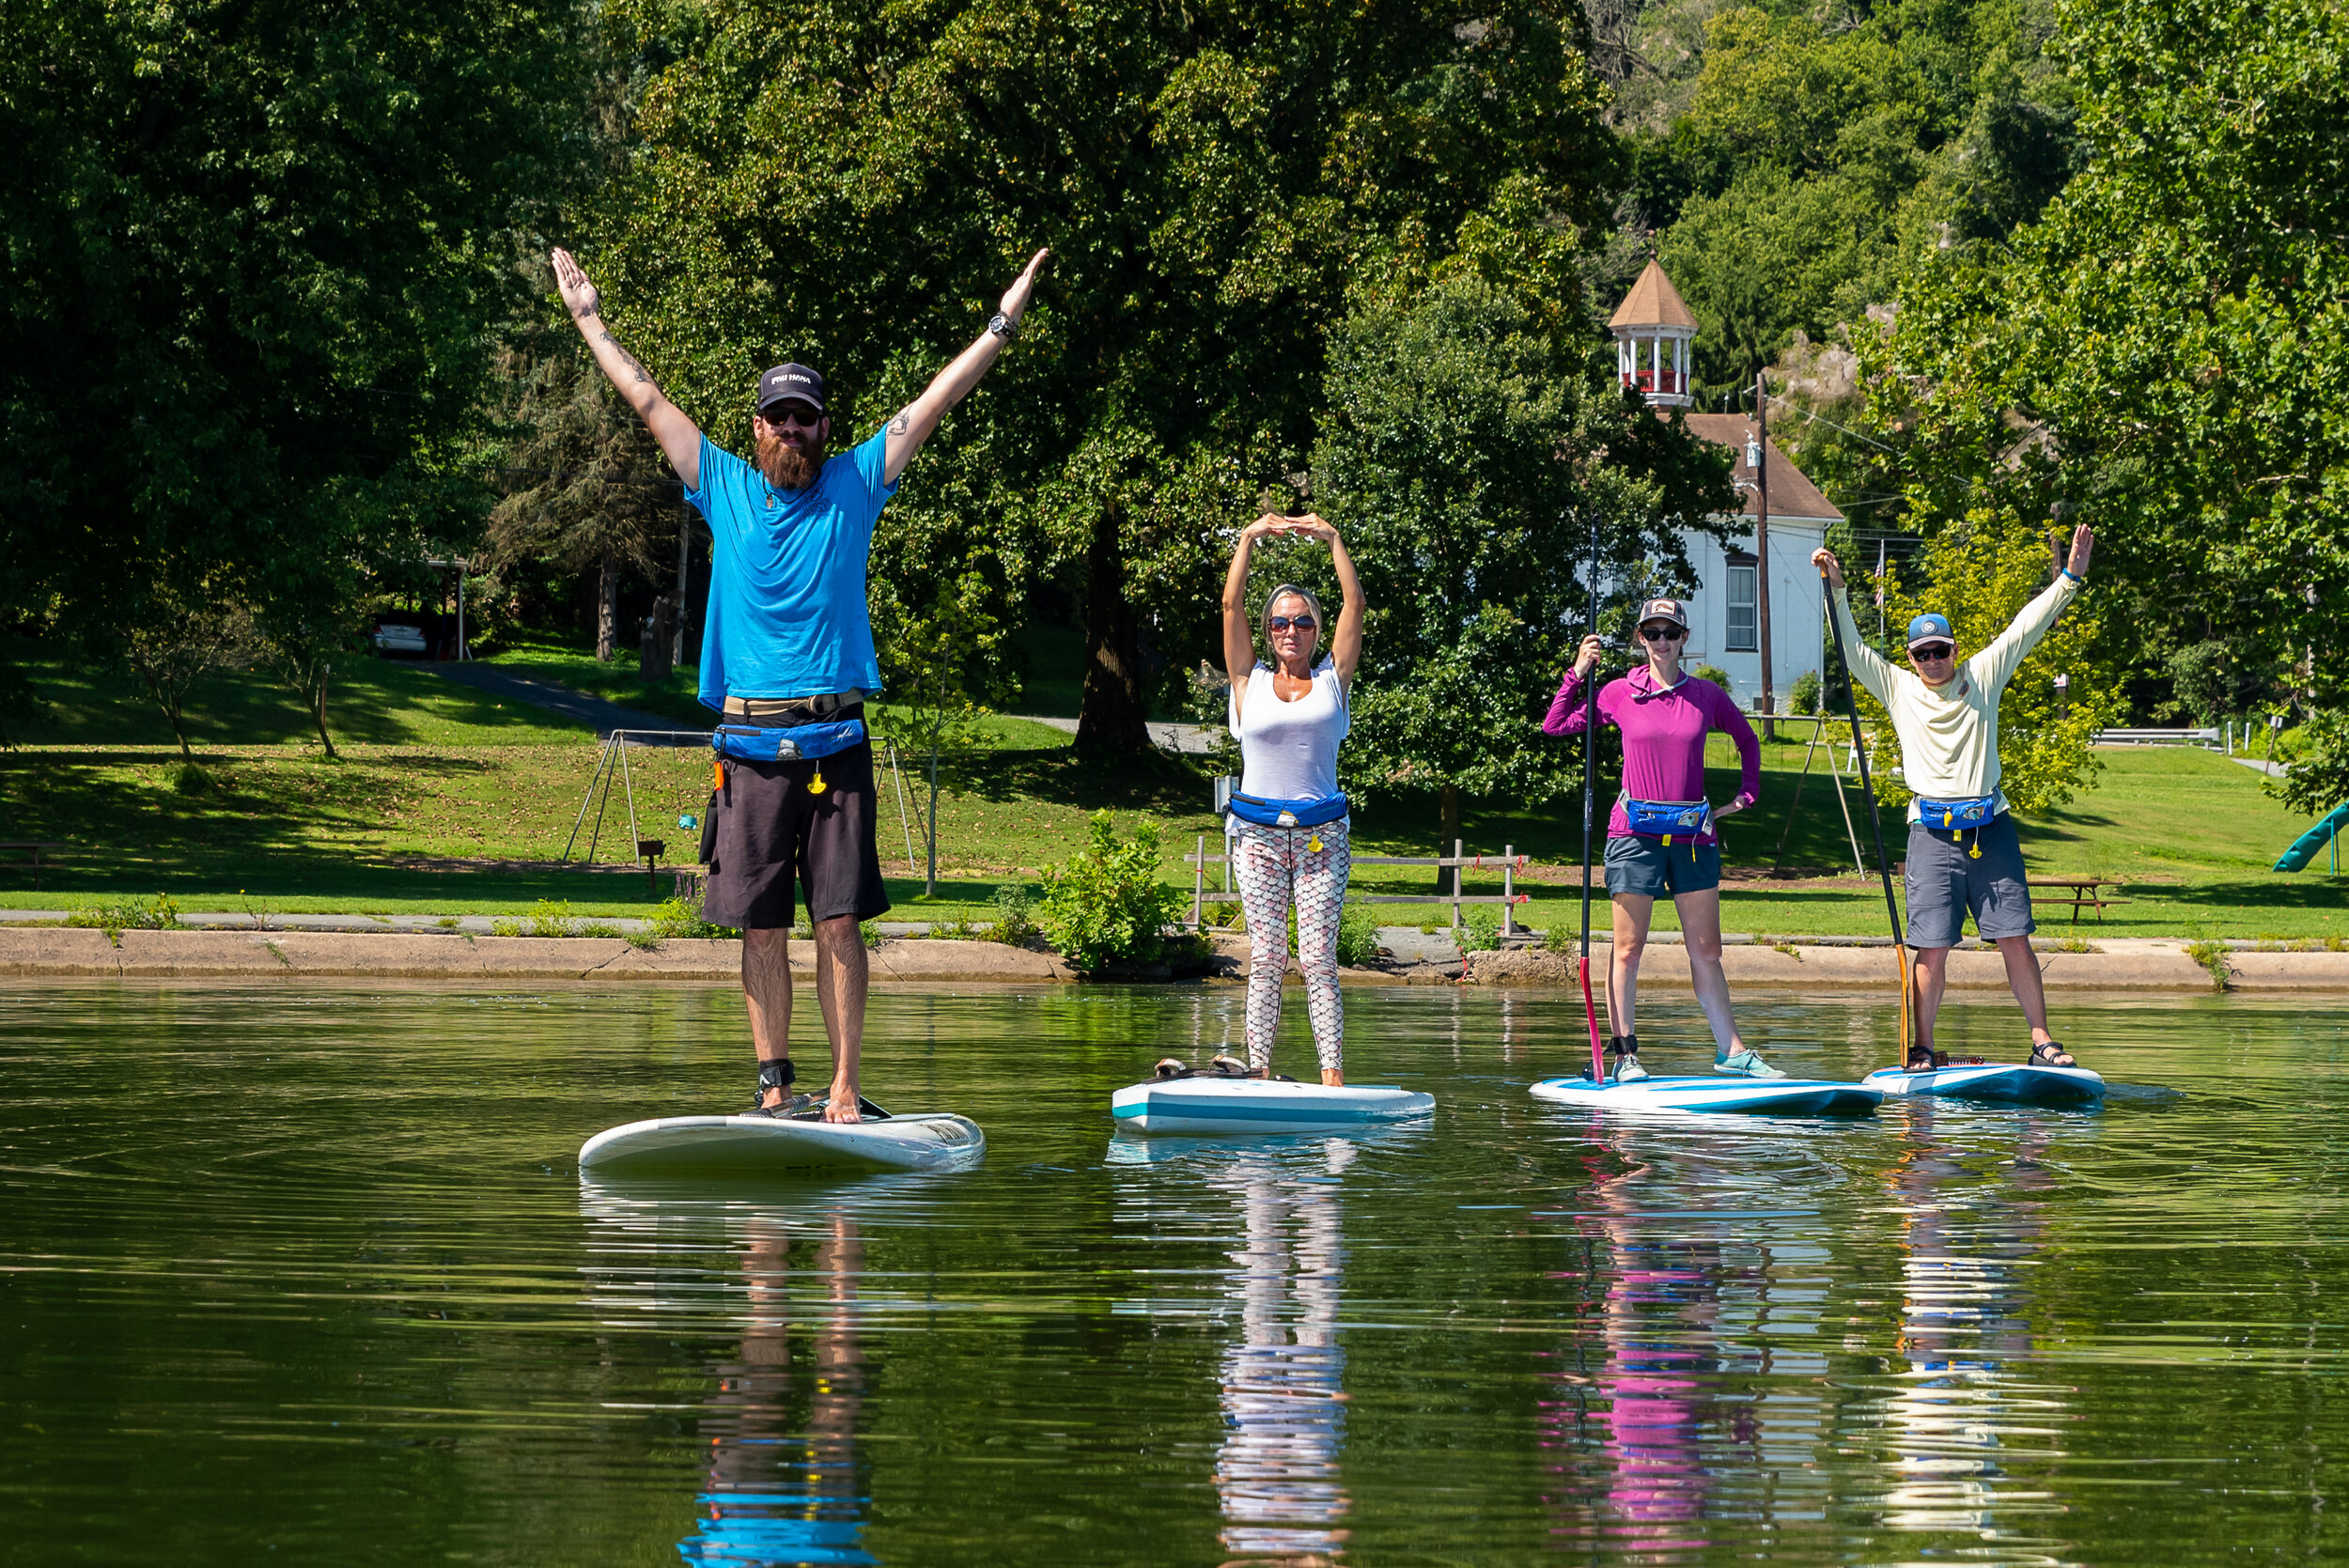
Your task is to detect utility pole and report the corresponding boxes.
[1754,370,1776,740]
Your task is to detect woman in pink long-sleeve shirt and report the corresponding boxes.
[1544,596,1781,1081]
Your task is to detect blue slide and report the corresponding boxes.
[2275,800,2349,872]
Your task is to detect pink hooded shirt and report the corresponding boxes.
[1543,665,1761,846]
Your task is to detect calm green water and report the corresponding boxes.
[2,982,2344,1564]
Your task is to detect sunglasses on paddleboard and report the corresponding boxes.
[1268,614,1317,632]
[1909,643,1955,661]
[1638,624,1686,642]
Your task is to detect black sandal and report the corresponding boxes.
[747,1057,815,1118]
[1906,1047,1948,1072]
[2030,1040,2078,1068]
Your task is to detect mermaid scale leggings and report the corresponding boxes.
[1231,819,1351,1073]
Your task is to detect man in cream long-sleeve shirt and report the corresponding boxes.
[1813,523,2094,1072]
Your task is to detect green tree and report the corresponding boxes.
[0,0,590,729]
[588,0,1622,754]
[1875,0,2349,808]
[870,567,1013,896]
[1312,272,1739,862]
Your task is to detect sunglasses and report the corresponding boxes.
[1638,624,1686,642]
[1910,643,1955,661]
[1268,615,1318,632]
[761,405,823,428]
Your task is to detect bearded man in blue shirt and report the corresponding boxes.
[552,243,1050,1123]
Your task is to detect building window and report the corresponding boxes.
[1726,564,1758,651]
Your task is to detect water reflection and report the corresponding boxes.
[582,1187,877,1567]
[1213,1142,1354,1566]
[1882,1112,2073,1559]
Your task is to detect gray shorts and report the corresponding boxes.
[1904,812,2034,948]
[1605,833,1722,898]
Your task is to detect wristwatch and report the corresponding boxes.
[988,312,1017,341]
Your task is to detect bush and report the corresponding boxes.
[1789,669,1823,715]
[68,894,183,943]
[1459,905,1503,952]
[647,888,734,939]
[1692,664,1734,690]
[985,883,1039,946]
[1040,812,1186,969]
[1206,899,1242,930]
[1335,901,1382,968]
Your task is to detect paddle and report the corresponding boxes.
[1820,566,1914,1062]
[1579,508,1607,1084]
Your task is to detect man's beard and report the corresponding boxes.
[756,430,826,490]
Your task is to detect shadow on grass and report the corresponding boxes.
[944,744,1212,816]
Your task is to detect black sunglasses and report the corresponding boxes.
[1638,624,1686,641]
[761,404,823,428]
[1268,614,1317,632]
[1910,643,1955,660]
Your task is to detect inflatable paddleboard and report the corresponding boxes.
[1862,1061,2107,1106]
[1112,1077,1435,1135]
[1530,1073,1883,1117]
[579,1110,985,1175]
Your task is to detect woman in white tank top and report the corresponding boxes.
[1217,512,1364,1085]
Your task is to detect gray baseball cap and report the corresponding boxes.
[1637,597,1689,629]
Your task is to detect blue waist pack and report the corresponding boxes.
[712,718,867,764]
[1227,792,1349,830]
[1621,797,1712,844]
[1918,793,1998,831]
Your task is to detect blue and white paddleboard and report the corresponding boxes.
[579,1110,985,1174]
[1862,1061,2106,1107]
[1530,1073,1883,1117]
[1111,1077,1436,1136]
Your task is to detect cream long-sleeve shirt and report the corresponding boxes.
[1830,572,2081,824]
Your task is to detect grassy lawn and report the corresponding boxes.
[4,636,2341,937]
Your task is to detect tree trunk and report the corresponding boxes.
[313,661,336,759]
[1436,782,1461,895]
[169,706,193,761]
[1074,504,1152,757]
[596,549,619,661]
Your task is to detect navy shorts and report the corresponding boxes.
[703,721,891,932]
[1604,833,1722,898]
[1904,811,2034,948]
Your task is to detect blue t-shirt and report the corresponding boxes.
[686,428,896,711]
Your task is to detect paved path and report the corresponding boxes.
[428,661,704,743]
[2232,755,2287,778]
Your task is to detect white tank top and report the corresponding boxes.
[1229,659,1348,801]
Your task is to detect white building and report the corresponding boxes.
[1610,260,1841,715]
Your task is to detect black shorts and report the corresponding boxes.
[703,728,891,933]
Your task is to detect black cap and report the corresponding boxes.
[755,363,826,414]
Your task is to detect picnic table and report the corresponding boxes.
[2028,876,2129,925]
[0,841,67,888]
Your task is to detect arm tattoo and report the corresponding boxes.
[888,411,910,436]
[598,330,655,386]
[573,303,599,320]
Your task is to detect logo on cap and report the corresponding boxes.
[755,363,826,413]
[1639,598,1689,629]
[1905,613,1954,649]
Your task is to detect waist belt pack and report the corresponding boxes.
[712,718,867,764]
[1226,791,1349,830]
[1621,797,1712,844]
[1918,794,1998,830]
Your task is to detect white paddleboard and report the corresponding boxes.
[1862,1061,2107,1106]
[1111,1077,1435,1136]
[1530,1073,1883,1117]
[578,1111,985,1175]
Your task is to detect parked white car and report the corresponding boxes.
[372,622,428,657]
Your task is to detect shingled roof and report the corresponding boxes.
[1681,414,1843,523]
[1609,258,1699,331]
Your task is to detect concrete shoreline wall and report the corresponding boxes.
[0,928,2341,992]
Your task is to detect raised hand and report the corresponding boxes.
[1000,248,1051,323]
[1811,546,1844,590]
[1573,632,1603,676]
[1283,512,1339,544]
[551,247,600,321]
[2066,521,2094,577]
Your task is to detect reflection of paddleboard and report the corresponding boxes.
[579,1111,985,1174]
[1862,1062,2106,1106]
[1530,1074,1883,1117]
[1112,1077,1435,1136]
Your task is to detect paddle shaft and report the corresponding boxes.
[1820,568,1914,1057]
[1580,508,1606,1083]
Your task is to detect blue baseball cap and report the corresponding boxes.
[1905,613,1954,650]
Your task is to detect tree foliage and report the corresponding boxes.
[588,0,1625,752]
[0,0,590,735]
[1876,0,2349,810]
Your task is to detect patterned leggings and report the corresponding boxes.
[1231,819,1352,1074]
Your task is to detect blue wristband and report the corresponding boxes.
[2061,567,2084,583]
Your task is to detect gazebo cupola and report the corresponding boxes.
[1609,257,1698,408]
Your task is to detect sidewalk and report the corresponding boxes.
[428,662,701,742]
